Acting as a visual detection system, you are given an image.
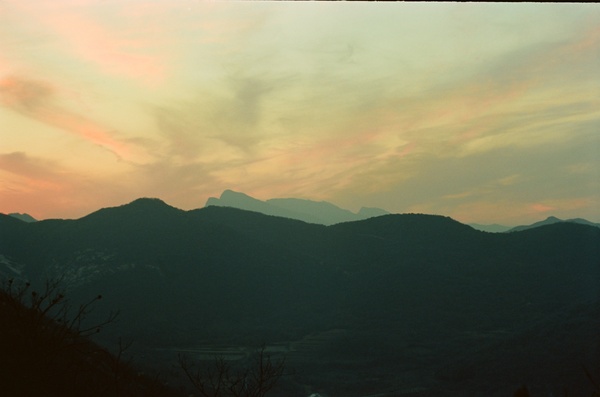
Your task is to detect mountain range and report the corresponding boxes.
[467,217,600,233]
[467,223,512,233]
[205,189,389,225]
[8,190,599,234]
[8,212,37,223]
[508,215,600,233]
[1,198,599,396]
[205,190,600,234]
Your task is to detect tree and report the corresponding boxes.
[1,277,118,358]
[178,346,286,397]
[0,277,120,395]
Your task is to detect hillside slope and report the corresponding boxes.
[0,200,599,396]
[0,279,184,396]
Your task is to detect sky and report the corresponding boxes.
[1,1,599,225]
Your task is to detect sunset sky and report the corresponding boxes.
[1,1,599,225]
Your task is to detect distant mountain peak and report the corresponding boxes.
[221,189,250,198]
[117,198,182,214]
[509,215,600,232]
[545,216,561,222]
[468,223,512,233]
[357,207,389,218]
[128,197,170,207]
[8,213,37,223]
[206,190,390,225]
[80,197,181,222]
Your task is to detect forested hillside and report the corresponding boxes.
[1,199,599,396]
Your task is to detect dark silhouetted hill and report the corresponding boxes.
[0,280,184,396]
[1,200,599,396]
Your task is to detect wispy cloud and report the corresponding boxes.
[0,151,151,219]
[0,152,63,185]
[2,0,170,87]
[0,75,137,161]
[373,22,600,161]
[0,152,87,218]
[0,2,598,222]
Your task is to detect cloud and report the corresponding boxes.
[378,22,600,160]
[129,10,600,215]
[0,152,62,182]
[536,198,595,213]
[136,160,220,209]
[0,75,137,161]
[0,152,80,218]
[441,174,522,201]
[149,103,247,165]
[0,151,149,219]
[2,0,170,87]
[530,203,556,213]
[208,74,283,151]
[48,13,167,86]
[0,75,53,110]
[1,2,598,223]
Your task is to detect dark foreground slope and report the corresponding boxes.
[0,280,184,397]
[1,199,599,396]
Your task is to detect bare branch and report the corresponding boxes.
[178,346,285,397]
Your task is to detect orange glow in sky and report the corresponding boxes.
[1,1,599,225]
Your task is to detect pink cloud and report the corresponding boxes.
[6,1,169,87]
[41,110,132,159]
[0,75,132,159]
[559,24,600,59]
[0,75,53,110]
[0,152,70,218]
[54,15,166,86]
[531,203,556,213]
[531,199,593,214]
[0,53,15,76]
[397,142,416,158]
[524,199,595,221]
[0,152,59,180]
[0,151,130,219]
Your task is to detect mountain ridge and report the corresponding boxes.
[509,215,600,232]
[7,213,37,223]
[205,189,390,225]
[467,223,512,233]
[1,199,598,395]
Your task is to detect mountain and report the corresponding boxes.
[205,189,389,225]
[470,216,600,233]
[8,212,37,222]
[357,206,389,218]
[468,223,512,233]
[1,199,599,396]
[509,215,600,232]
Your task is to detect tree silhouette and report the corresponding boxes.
[178,346,286,397]
[0,276,183,396]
